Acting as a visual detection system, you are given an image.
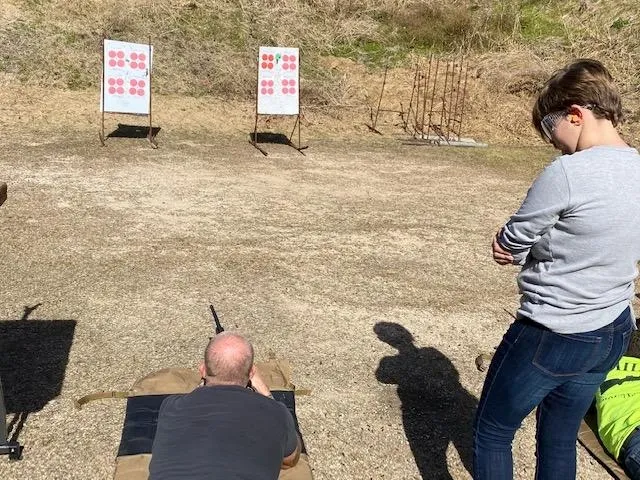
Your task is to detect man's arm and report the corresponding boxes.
[498,159,570,265]
[281,416,301,469]
[252,369,301,468]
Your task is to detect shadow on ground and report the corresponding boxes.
[107,124,161,139]
[0,304,76,443]
[249,132,292,145]
[375,322,477,480]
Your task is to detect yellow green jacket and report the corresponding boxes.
[596,356,640,460]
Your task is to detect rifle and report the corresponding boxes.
[209,304,224,335]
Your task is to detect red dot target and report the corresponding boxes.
[257,47,300,115]
[103,40,153,115]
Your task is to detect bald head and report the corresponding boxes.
[203,332,254,386]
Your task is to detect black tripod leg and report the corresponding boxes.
[0,377,21,460]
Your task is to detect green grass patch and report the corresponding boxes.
[519,3,566,41]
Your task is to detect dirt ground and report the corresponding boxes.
[0,89,627,480]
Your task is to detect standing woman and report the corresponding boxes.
[474,59,640,479]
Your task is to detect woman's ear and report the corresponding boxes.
[567,105,585,125]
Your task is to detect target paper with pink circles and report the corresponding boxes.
[257,47,299,115]
[101,39,153,115]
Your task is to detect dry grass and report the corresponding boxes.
[1,1,638,115]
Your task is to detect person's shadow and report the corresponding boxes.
[375,322,477,479]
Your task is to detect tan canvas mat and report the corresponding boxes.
[76,359,312,480]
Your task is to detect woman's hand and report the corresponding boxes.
[492,229,514,265]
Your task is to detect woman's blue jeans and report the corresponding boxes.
[473,307,634,480]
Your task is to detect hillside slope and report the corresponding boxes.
[0,0,638,143]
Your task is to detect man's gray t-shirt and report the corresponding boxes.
[149,385,298,480]
[500,145,640,333]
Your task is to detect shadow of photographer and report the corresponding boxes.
[375,322,477,479]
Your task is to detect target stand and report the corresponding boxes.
[250,46,307,156]
[99,38,157,149]
[250,114,307,156]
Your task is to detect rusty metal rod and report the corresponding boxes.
[451,53,465,141]
[405,62,420,133]
[457,59,470,140]
[426,56,440,142]
[372,66,388,130]
[439,62,450,135]
[420,54,432,139]
[414,61,422,135]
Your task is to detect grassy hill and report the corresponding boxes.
[1,0,639,141]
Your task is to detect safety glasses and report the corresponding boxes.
[540,110,568,142]
[540,104,595,142]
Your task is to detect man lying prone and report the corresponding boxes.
[149,332,301,480]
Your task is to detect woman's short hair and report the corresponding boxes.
[532,59,623,139]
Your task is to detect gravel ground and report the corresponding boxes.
[0,126,617,479]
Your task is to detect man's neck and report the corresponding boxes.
[202,376,246,388]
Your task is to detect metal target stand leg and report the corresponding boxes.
[250,113,268,156]
[287,114,308,155]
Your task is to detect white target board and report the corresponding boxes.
[257,46,299,116]
[101,39,153,115]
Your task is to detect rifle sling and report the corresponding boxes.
[74,391,133,410]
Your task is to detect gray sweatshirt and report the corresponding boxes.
[499,145,640,333]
